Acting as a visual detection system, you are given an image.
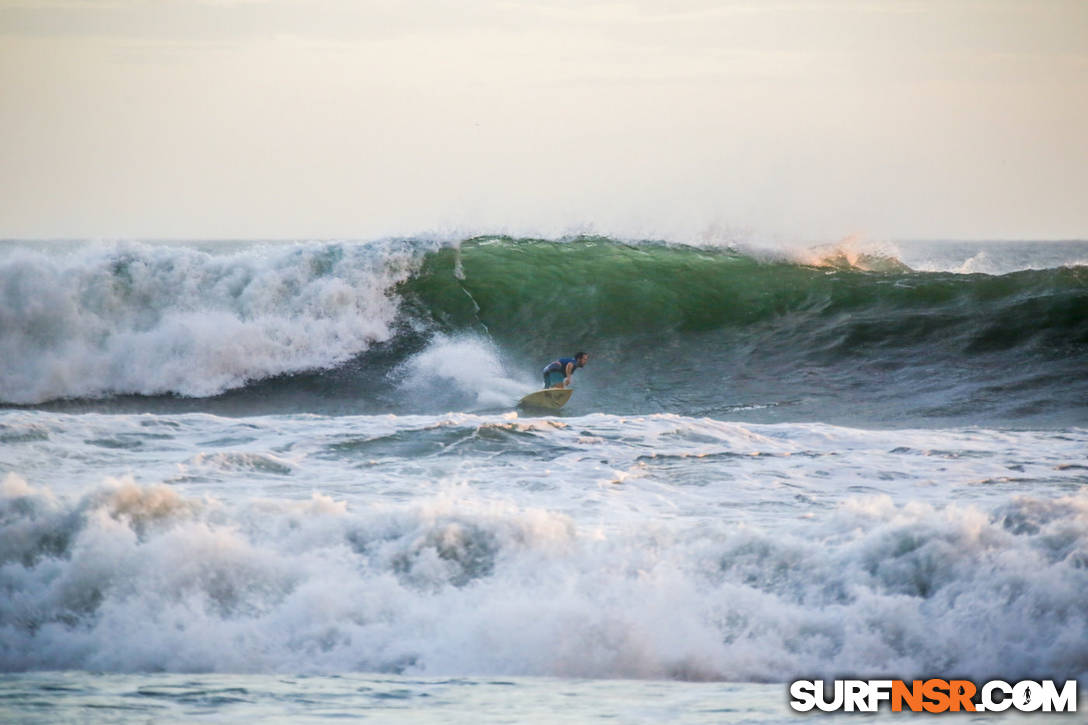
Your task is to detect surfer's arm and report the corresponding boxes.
[564,362,574,386]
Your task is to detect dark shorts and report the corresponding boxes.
[544,370,566,388]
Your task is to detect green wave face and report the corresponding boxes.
[403,237,838,355]
[399,236,1088,357]
[387,236,1088,425]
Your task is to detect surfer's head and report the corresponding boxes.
[574,352,588,367]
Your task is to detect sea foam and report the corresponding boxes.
[2,472,1085,682]
[0,241,424,403]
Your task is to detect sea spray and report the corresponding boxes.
[396,334,532,410]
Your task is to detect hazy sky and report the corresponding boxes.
[2,0,1086,241]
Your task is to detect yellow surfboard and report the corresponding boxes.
[517,388,573,410]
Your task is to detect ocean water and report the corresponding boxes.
[1,236,1086,722]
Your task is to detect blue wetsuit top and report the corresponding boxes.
[543,357,579,375]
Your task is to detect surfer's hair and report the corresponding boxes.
[575,351,587,359]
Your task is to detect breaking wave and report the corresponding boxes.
[2,237,1086,425]
[2,473,1086,681]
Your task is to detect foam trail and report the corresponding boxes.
[398,334,532,409]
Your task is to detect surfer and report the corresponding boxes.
[542,352,588,389]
